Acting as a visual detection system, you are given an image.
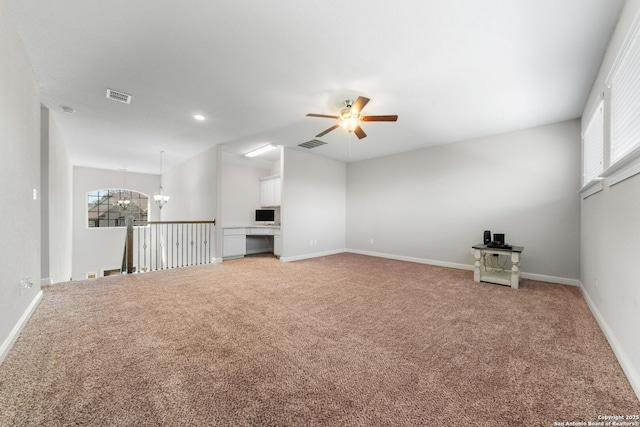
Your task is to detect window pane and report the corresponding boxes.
[582,101,604,185]
[610,30,640,163]
[87,188,150,228]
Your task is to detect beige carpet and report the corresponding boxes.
[0,253,637,426]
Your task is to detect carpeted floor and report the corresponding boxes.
[0,253,638,426]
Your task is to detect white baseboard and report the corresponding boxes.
[0,290,43,366]
[347,249,473,271]
[279,248,347,263]
[578,282,640,401]
[347,249,581,287]
[520,272,580,287]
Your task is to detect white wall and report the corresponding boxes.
[0,2,43,362]
[281,148,346,261]
[580,0,640,398]
[47,110,73,284]
[221,153,272,227]
[347,120,581,283]
[160,146,217,222]
[72,167,160,280]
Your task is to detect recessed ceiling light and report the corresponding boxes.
[193,114,206,121]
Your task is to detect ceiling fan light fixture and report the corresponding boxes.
[306,96,396,139]
[341,116,360,132]
[340,109,360,132]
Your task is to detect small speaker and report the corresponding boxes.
[483,230,491,244]
[494,233,505,245]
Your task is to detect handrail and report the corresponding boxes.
[124,219,215,274]
[136,220,216,225]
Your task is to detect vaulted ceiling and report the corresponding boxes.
[5,0,625,173]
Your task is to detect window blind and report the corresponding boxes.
[582,101,604,185]
[610,31,640,164]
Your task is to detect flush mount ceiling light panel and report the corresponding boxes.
[306,96,398,140]
[106,88,132,104]
[245,144,277,158]
[193,114,206,121]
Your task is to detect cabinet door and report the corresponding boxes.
[261,180,274,207]
[273,177,281,206]
[274,235,282,257]
[223,235,246,258]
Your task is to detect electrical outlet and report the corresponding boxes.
[369,238,374,245]
[19,277,33,296]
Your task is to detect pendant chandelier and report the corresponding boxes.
[153,151,170,209]
[117,169,131,209]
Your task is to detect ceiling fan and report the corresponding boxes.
[306,96,398,139]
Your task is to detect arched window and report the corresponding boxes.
[87,189,149,228]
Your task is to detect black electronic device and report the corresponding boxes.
[255,209,275,223]
[483,230,491,244]
[487,233,511,249]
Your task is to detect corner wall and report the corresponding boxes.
[346,120,581,283]
[281,148,346,261]
[160,146,218,260]
[0,2,43,362]
[161,147,217,222]
[45,109,73,284]
[220,153,271,227]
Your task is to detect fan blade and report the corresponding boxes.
[316,124,340,137]
[354,125,367,139]
[352,96,370,113]
[307,113,340,119]
[361,115,398,122]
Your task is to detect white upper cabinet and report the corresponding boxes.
[260,175,281,207]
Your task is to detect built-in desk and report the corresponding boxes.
[472,244,524,289]
[222,226,281,259]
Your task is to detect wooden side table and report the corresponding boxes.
[472,244,524,289]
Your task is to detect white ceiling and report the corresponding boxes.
[5,0,624,174]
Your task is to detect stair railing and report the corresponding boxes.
[124,219,215,274]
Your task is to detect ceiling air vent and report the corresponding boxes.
[106,88,132,104]
[298,139,327,149]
